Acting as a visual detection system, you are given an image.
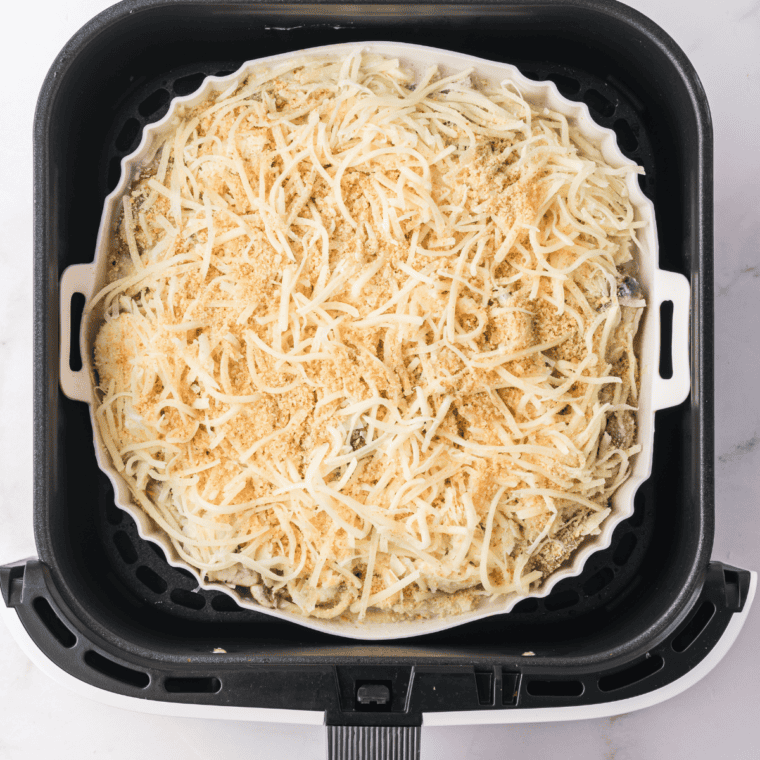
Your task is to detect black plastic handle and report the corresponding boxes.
[1,560,751,724]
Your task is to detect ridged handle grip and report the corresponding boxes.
[326,726,421,760]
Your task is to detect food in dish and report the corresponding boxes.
[89,51,645,621]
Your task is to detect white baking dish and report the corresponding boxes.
[58,41,691,640]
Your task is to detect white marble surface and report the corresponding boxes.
[0,1,758,757]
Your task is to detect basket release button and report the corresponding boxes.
[356,683,391,706]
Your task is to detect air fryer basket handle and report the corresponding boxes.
[1,559,755,738]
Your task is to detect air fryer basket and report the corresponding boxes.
[2,0,754,755]
[59,39,690,640]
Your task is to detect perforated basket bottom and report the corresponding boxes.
[96,56,657,631]
[101,477,654,625]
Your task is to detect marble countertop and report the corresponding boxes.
[1,1,758,757]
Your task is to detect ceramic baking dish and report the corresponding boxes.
[57,41,691,640]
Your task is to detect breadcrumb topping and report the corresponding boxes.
[90,51,645,622]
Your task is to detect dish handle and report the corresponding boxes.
[651,268,691,411]
[59,263,96,403]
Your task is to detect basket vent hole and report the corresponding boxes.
[68,293,85,371]
[630,489,646,527]
[136,565,168,595]
[598,654,664,692]
[613,532,637,566]
[33,597,76,648]
[511,597,539,614]
[613,118,639,153]
[582,567,614,596]
[84,650,149,688]
[546,72,581,96]
[139,89,170,118]
[544,589,579,611]
[659,301,674,379]
[170,588,206,610]
[474,670,494,705]
[107,157,123,193]
[501,671,520,705]
[115,118,141,152]
[526,679,584,697]
[113,531,138,564]
[672,601,716,653]
[211,594,241,612]
[174,72,206,96]
[148,542,167,562]
[174,567,196,582]
[165,676,221,694]
[583,88,615,118]
[105,502,123,526]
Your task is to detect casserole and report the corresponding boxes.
[60,42,690,639]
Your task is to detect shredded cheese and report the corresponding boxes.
[90,51,645,623]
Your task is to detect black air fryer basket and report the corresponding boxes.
[2,1,754,757]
